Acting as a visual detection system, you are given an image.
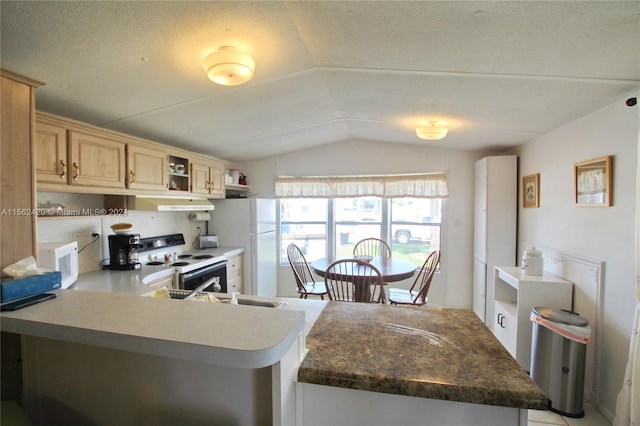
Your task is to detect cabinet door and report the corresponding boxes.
[1,74,37,270]
[227,254,244,294]
[473,260,487,322]
[493,302,517,358]
[35,121,67,184]
[146,275,174,290]
[69,131,126,188]
[127,143,168,191]
[474,158,487,262]
[190,162,211,195]
[208,161,225,199]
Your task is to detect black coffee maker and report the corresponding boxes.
[108,234,141,270]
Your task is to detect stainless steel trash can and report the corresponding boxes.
[530,307,591,418]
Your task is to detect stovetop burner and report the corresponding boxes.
[140,234,227,274]
[193,254,213,260]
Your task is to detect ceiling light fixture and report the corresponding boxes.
[202,46,255,86]
[416,122,448,140]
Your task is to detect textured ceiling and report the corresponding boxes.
[1,1,639,161]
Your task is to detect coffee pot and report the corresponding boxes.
[108,234,141,270]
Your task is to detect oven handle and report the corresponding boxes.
[180,261,227,280]
[178,261,228,290]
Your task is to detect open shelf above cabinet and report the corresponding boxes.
[225,184,250,192]
[225,184,251,198]
[168,155,189,192]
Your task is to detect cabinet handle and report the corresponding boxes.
[59,160,66,179]
[497,313,506,328]
[72,162,80,180]
[129,170,136,184]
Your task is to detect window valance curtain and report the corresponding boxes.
[274,173,448,198]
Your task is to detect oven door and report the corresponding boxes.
[179,261,228,293]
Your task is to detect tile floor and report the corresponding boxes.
[528,403,611,426]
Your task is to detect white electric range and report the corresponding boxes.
[138,234,227,292]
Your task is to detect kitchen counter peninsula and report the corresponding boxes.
[297,302,549,426]
[0,289,308,425]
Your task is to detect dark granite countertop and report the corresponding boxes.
[297,302,549,410]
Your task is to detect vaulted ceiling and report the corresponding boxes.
[1,1,639,161]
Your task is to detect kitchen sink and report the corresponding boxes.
[167,289,285,308]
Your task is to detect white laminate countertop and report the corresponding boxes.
[0,245,330,369]
[0,289,308,369]
[71,246,244,295]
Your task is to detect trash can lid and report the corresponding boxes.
[532,307,589,327]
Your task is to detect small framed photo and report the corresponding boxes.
[574,156,612,206]
[522,173,540,208]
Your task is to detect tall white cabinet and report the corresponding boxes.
[473,155,517,328]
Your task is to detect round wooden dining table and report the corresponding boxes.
[310,256,418,282]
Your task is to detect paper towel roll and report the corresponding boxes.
[189,212,211,221]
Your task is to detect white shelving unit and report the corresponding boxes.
[493,266,573,370]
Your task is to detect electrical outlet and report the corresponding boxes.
[72,232,84,245]
[71,230,100,247]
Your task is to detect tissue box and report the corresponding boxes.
[1,272,61,303]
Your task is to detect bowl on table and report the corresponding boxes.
[354,255,373,263]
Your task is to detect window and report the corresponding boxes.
[335,197,382,256]
[279,197,442,266]
[280,198,328,262]
[390,198,442,266]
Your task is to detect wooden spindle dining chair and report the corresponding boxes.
[388,250,440,306]
[324,258,385,303]
[286,243,330,299]
[353,237,392,258]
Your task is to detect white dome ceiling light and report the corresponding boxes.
[416,121,448,140]
[202,46,255,86]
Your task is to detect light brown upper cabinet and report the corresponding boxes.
[126,142,168,191]
[34,111,227,198]
[68,130,126,188]
[190,157,225,198]
[1,70,43,270]
[35,119,67,185]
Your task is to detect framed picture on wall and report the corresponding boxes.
[574,156,612,206]
[522,173,540,208]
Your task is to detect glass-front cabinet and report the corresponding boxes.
[168,154,190,192]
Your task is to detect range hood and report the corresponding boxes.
[127,196,215,212]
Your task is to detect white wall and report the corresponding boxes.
[237,139,484,308]
[515,94,639,421]
[36,193,202,273]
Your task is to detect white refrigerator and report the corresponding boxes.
[209,198,277,297]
